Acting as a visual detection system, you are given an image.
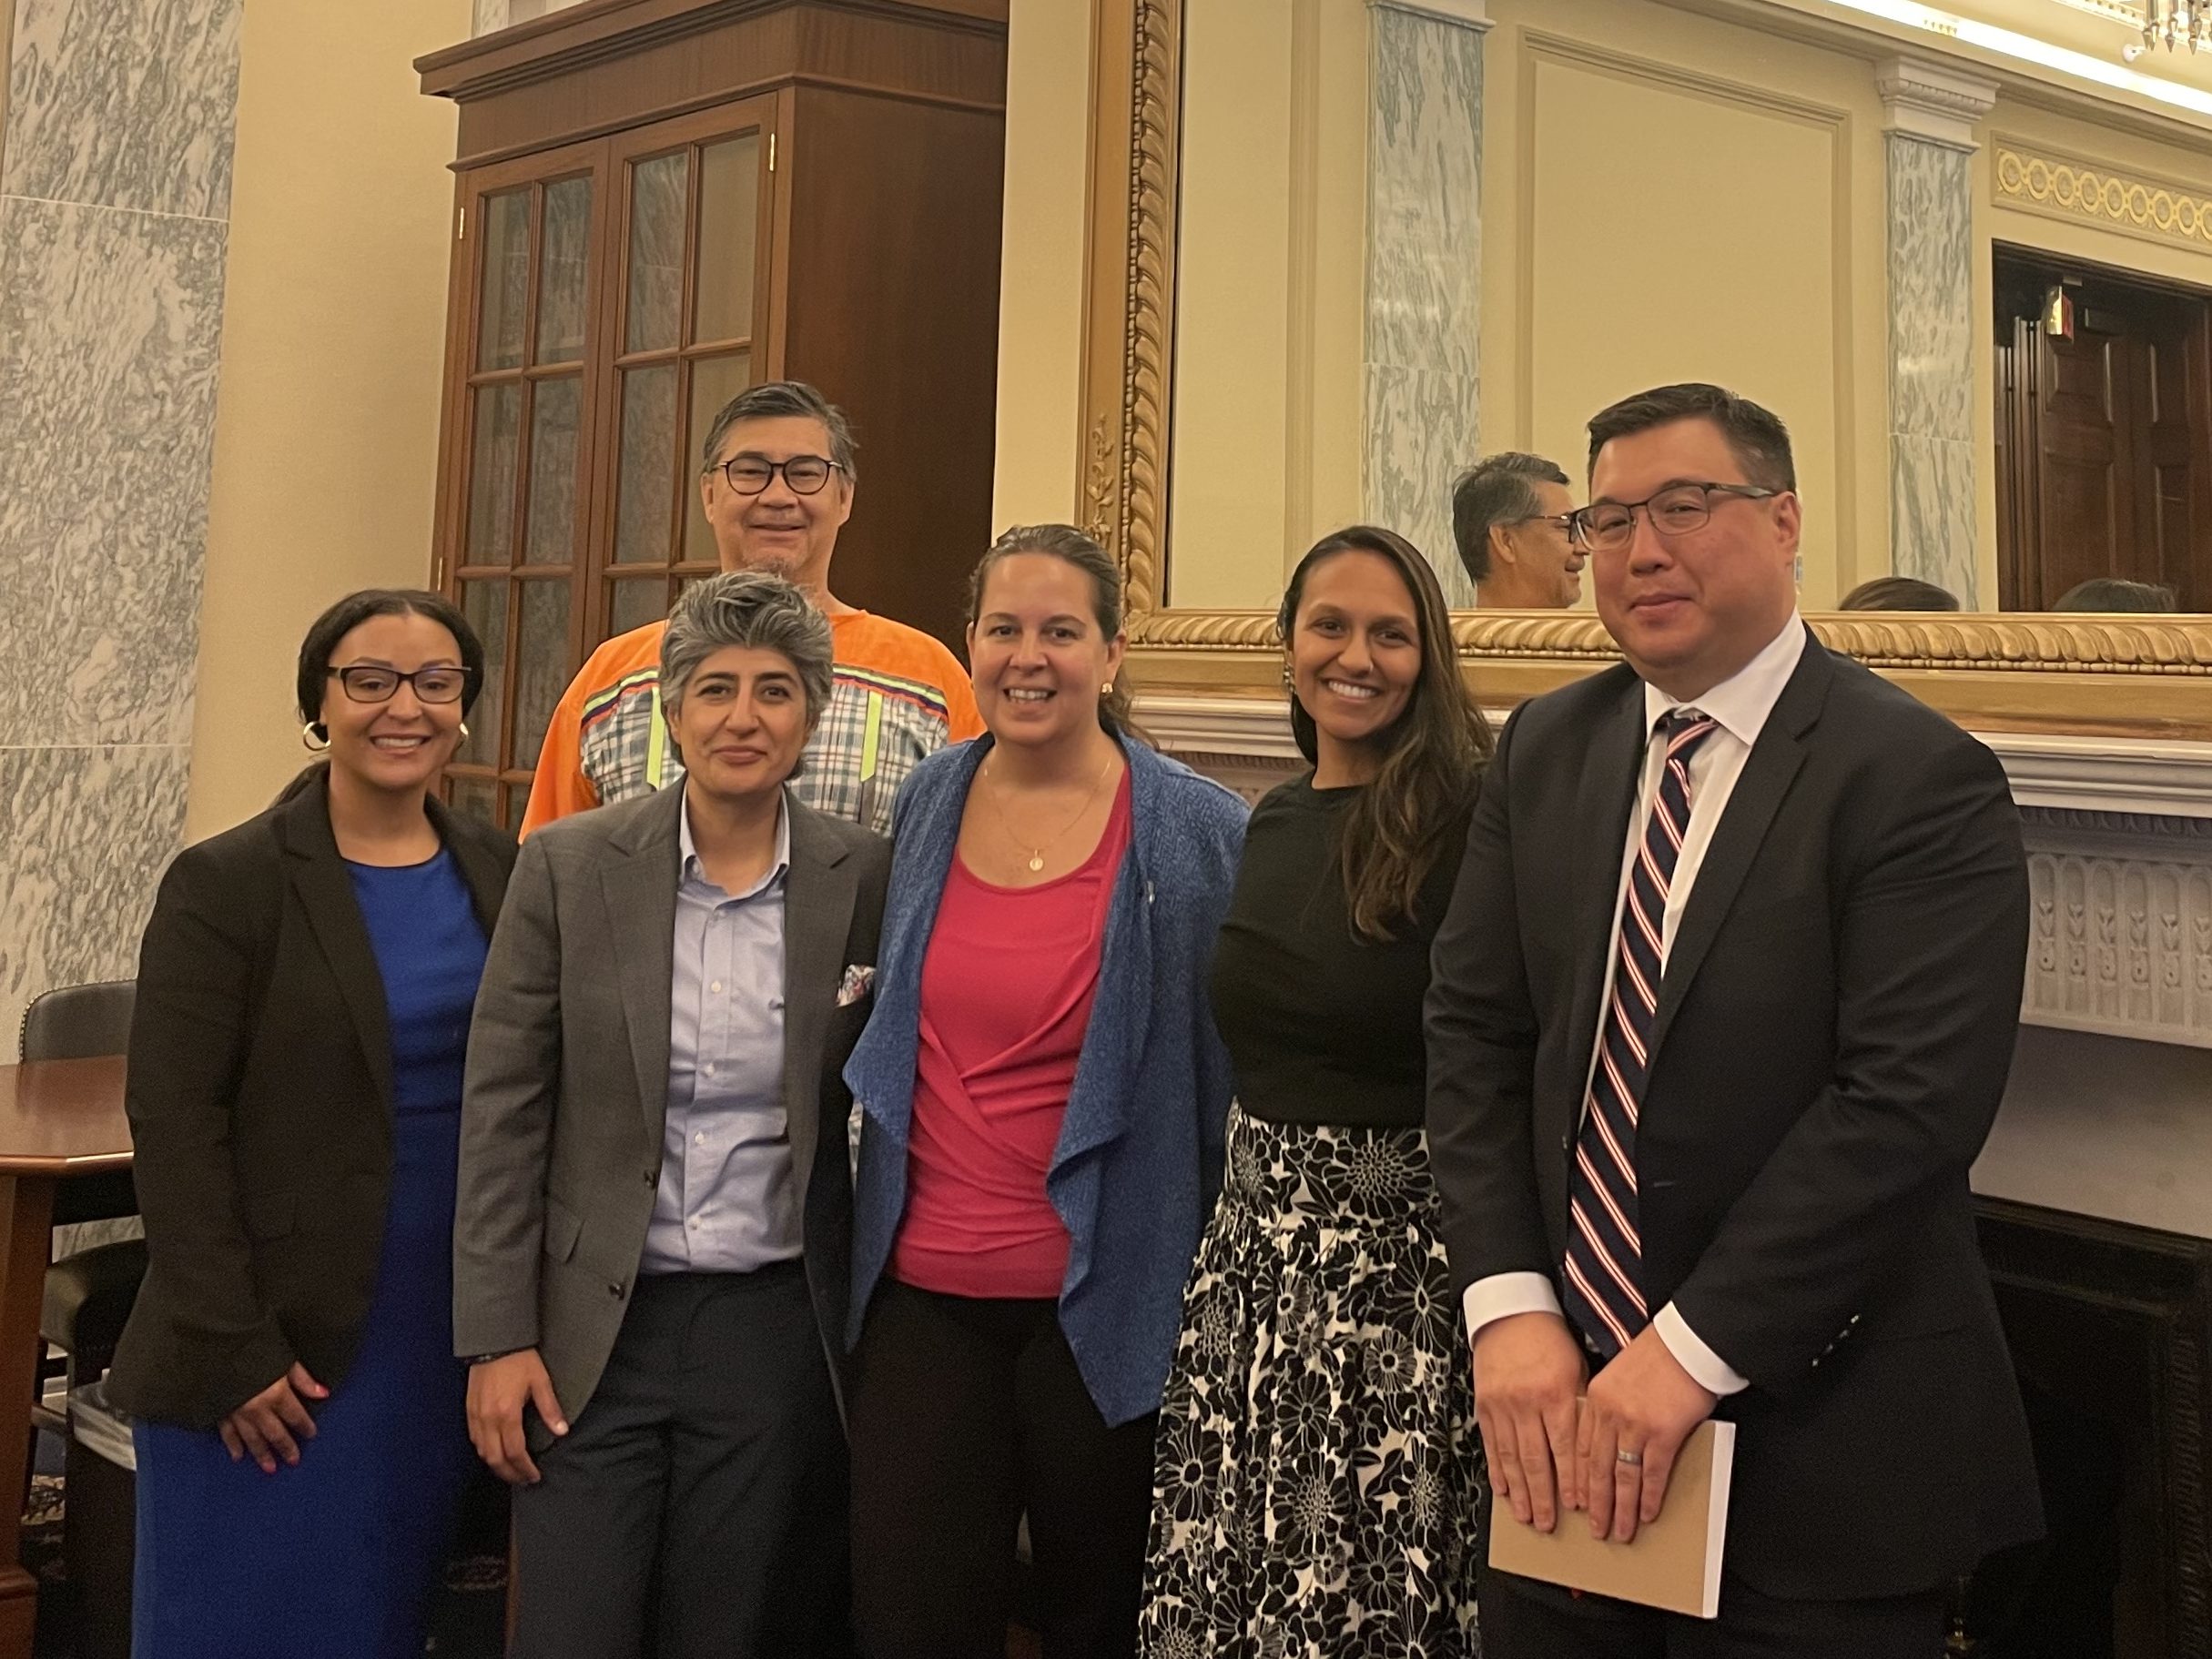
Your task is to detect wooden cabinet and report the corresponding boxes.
[418,0,1007,826]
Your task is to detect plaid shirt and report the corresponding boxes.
[575,663,959,839]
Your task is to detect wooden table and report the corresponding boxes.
[0,1057,131,1653]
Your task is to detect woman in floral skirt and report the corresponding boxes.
[1139,526,1494,1657]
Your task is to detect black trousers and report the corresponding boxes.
[1477,1562,1945,1658]
[512,1264,848,1659]
[847,1280,1157,1659]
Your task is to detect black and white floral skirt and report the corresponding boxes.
[1138,1107,1486,1659]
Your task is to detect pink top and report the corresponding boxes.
[891,769,1134,1300]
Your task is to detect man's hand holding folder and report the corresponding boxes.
[1476,1312,1739,1620]
[1471,1310,1719,1543]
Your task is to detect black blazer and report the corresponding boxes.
[107,770,515,1428]
[1426,632,2042,1601]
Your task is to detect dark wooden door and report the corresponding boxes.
[1995,252,2212,611]
[2140,297,2207,605]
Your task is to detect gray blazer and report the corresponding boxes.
[453,784,888,1431]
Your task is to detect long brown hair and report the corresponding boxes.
[967,523,1146,742]
[1279,527,1493,940]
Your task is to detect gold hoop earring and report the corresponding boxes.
[300,722,330,754]
[457,722,471,742]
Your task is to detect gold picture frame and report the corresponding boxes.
[1077,0,2212,739]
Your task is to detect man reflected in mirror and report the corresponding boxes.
[1450,451,1588,610]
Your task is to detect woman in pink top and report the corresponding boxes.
[844,526,1247,1659]
[889,761,1128,1299]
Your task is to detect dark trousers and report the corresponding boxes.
[1477,1563,1945,1658]
[847,1280,1157,1659]
[512,1265,848,1659]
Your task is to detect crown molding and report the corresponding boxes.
[1989,734,2212,819]
[1138,694,1302,762]
[1877,55,2001,150]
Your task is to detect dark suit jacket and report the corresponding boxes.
[107,770,515,1428]
[1426,632,2042,1601]
[452,784,888,1433]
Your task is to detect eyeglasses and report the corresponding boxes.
[715,454,844,496]
[327,665,472,704]
[1514,511,1579,538]
[1569,482,1780,553]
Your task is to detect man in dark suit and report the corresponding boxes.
[1426,383,2041,1654]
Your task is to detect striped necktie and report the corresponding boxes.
[1562,707,1720,1360]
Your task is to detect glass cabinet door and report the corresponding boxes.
[441,144,606,827]
[602,100,776,642]
[433,102,776,830]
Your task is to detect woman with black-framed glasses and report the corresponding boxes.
[109,589,516,1659]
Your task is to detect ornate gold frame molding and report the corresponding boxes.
[1079,0,2212,738]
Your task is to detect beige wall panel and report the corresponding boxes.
[186,0,472,840]
[1483,0,1892,608]
[1172,0,1294,610]
[1169,0,1365,610]
[1522,51,1850,603]
[989,0,1092,533]
[1304,0,1368,562]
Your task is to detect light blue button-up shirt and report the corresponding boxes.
[640,788,802,1276]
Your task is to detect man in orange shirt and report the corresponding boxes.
[523,381,982,837]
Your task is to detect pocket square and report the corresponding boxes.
[837,964,876,1007]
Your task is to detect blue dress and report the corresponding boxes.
[133,847,489,1659]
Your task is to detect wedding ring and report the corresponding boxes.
[1615,1448,1644,1467]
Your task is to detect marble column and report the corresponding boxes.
[1364,0,1487,607]
[1876,57,1997,608]
[0,0,242,1037]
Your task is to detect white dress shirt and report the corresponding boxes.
[1462,613,1808,1395]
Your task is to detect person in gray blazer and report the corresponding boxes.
[454,572,889,1659]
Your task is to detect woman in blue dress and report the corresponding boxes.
[107,589,515,1659]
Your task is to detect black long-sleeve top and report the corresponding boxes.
[1207,774,1470,1128]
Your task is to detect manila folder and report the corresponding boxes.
[1487,1413,1736,1619]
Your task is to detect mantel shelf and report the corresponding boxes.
[1140,692,2212,821]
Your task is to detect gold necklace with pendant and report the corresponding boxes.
[985,751,1119,874]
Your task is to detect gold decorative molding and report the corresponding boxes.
[1993,138,2212,254]
[1081,7,2212,741]
[1081,0,1178,620]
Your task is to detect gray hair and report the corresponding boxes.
[696,380,859,483]
[1449,452,1570,583]
[659,572,836,732]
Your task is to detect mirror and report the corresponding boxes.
[1159,0,2212,624]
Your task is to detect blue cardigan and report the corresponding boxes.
[845,733,1248,1425]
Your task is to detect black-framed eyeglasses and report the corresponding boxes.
[715,454,845,496]
[1569,482,1779,552]
[1512,511,1579,538]
[327,665,472,704]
